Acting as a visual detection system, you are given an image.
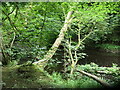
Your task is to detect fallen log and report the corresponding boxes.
[77,69,112,88]
[96,71,110,74]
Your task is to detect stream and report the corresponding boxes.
[79,48,120,67]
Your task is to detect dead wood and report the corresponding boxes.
[77,70,112,88]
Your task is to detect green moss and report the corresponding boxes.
[2,65,52,88]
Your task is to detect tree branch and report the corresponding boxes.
[2,6,16,21]
[10,32,16,48]
[2,10,18,33]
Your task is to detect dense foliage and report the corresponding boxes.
[2,2,120,65]
[1,2,120,88]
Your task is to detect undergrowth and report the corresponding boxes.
[49,72,101,88]
[48,63,120,88]
[2,63,120,88]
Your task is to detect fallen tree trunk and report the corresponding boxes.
[77,70,112,88]
[33,11,74,66]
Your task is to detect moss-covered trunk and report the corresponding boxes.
[33,11,74,66]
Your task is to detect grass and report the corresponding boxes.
[2,65,52,88]
[49,72,101,88]
[48,63,120,88]
[2,63,120,88]
[2,65,101,88]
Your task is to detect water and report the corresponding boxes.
[79,49,120,67]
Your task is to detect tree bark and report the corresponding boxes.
[33,11,74,65]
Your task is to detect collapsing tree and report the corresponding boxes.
[33,11,74,66]
[33,10,111,87]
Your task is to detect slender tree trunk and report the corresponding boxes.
[33,11,74,65]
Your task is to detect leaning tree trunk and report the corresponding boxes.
[33,11,74,66]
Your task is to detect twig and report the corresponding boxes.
[2,6,16,21]
[10,32,16,48]
[2,10,18,33]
